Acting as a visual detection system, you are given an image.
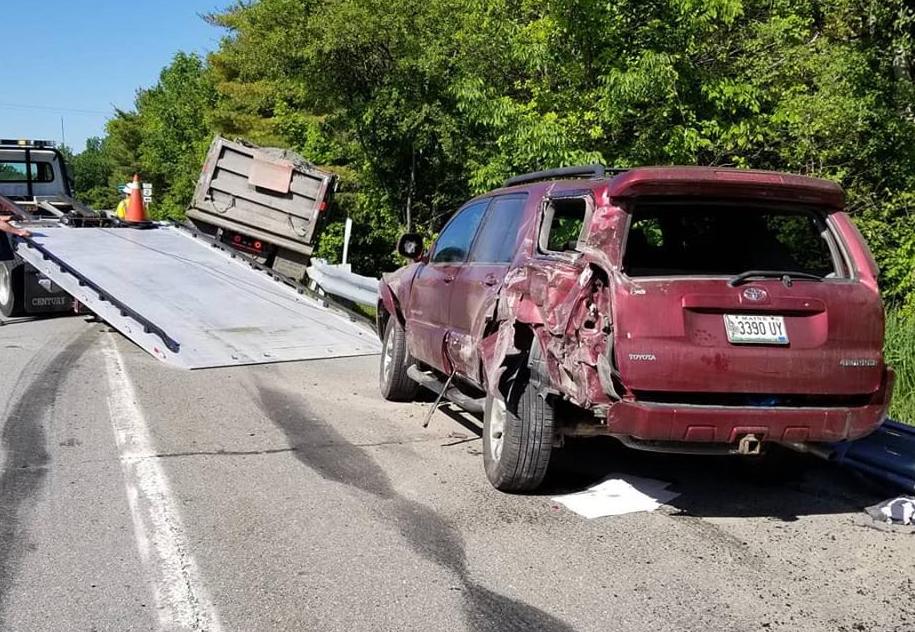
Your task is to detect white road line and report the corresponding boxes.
[102,336,223,632]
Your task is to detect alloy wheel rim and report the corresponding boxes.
[381,328,394,382]
[488,398,507,462]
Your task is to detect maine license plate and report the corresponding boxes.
[723,314,789,345]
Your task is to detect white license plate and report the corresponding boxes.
[723,314,789,345]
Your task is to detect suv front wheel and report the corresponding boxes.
[483,342,555,492]
[379,317,419,401]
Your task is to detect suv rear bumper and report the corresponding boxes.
[603,369,894,445]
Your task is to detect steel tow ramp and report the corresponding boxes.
[14,223,380,368]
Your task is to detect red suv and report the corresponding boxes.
[377,166,894,492]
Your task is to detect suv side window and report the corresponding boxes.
[431,201,489,264]
[540,197,588,253]
[470,194,528,263]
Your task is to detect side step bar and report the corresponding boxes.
[406,365,485,414]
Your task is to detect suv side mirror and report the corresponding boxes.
[397,233,424,261]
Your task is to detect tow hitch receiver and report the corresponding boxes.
[738,433,763,455]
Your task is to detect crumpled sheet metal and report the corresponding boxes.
[479,255,618,408]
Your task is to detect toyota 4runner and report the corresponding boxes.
[377,166,894,492]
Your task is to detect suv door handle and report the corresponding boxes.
[481,275,499,287]
[443,274,455,284]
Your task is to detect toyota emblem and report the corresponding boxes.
[742,287,768,302]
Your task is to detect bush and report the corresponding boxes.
[885,309,915,425]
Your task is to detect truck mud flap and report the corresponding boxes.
[23,266,71,313]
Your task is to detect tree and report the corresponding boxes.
[105,52,217,219]
[77,0,915,307]
[67,137,119,209]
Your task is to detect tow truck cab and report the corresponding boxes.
[0,139,78,316]
[0,139,72,201]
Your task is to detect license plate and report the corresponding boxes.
[724,314,789,345]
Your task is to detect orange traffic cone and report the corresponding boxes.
[125,174,147,222]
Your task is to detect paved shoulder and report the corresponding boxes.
[0,317,158,631]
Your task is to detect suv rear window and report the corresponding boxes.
[623,204,839,278]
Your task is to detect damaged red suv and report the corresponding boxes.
[377,166,894,492]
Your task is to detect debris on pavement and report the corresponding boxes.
[551,474,680,519]
[830,420,915,493]
[866,497,915,525]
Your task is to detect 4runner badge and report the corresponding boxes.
[742,287,768,302]
[840,358,877,367]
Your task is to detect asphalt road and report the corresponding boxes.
[1,315,912,632]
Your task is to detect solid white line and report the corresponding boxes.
[102,335,223,632]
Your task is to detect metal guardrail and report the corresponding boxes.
[306,259,379,307]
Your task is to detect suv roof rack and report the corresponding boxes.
[504,164,627,188]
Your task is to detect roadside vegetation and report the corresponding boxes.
[886,310,915,424]
[62,0,915,407]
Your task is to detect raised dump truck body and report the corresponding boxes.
[186,136,337,280]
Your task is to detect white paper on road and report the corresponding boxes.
[551,474,680,519]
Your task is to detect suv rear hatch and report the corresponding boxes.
[609,168,886,404]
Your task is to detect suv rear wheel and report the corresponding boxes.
[483,342,555,492]
[0,261,24,317]
[379,317,419,401]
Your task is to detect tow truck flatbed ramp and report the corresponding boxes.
[15,224,380,369]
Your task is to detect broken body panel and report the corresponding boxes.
[380,167,892,449]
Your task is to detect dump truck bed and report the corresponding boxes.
[14,222,379,369]
[186,136,335,259]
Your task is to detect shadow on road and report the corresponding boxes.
[541,437,886,521]
[426,402,884,522]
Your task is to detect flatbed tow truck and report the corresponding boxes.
[0,138,378,369]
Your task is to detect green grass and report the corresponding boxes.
[885,309,915,425]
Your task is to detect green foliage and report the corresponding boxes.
[68,52,217,219]
[111,52,217,220]
[885,310,915,425]
[67,137,120,209]
[58,0,915,411]
[69,0,915,290]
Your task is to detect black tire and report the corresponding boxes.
[0,261,24,318]
[483,342,555,492]
[379,317,419,401]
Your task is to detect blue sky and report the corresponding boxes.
[1,1,227,152]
